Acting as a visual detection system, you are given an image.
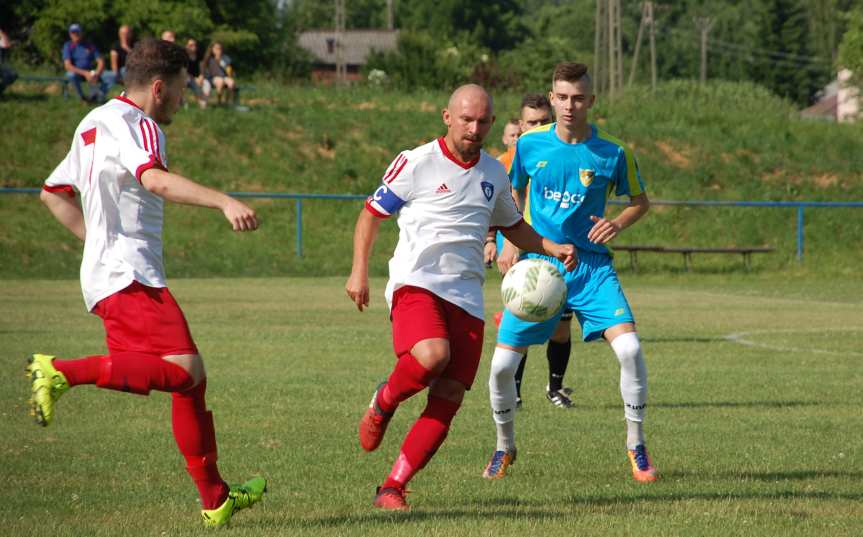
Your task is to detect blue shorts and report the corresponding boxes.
[498,250,635,345]
[495,231,505,255]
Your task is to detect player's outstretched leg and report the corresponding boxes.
[26,354,70,426]
[359,353,435,452]
[610,332,657,482]
[484,346,522,479]
[374,391,461,510]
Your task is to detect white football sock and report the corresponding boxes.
[488,346,523,451]
[610,332,648,449]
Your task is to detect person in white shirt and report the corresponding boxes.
[345,83,577,511]
[29,38,265,528]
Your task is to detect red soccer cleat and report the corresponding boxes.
[358,383,394,452]
[373,486,409,511]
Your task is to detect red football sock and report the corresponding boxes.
[172,379,228,509]
[382,395,460,489]
[53,355,103,387]
[378,353,435,414]
[96,352,194,395]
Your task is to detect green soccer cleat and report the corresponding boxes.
[201,476,267,528]
[26,354,69,427]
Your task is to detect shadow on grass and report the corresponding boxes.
[640,336,727,344]
[272,486,863,529]
[649,400,827,409]
[1,92,50,103]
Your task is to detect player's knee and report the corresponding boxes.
[489,352,520,383]
[163,353,206,387]
[411,339,450,375]
[610,332,644,372]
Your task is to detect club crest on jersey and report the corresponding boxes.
[481,181,494,201]
[579,168,595,187]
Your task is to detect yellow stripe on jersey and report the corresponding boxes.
[520,123,554,137]
[596,129,643,196]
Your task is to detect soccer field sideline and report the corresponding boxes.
[1,276,861,536]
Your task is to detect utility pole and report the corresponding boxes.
[648,1,656,90]
[386,0,394,31]
[694,16,715,84]
[594,0,606,95]
[595,0,623,98]
[334,0,346,84]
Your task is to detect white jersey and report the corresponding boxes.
[43,95,169,311]
[366,137,523,320]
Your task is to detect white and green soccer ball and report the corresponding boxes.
[501,258,567,322]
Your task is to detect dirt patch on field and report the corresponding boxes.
[814,173,839,188]
[654,140,692,169]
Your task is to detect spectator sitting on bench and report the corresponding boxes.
[0,28,18,97]
[104,24,135,88]
[185,38,206,108]
[62,23,109,103]
[202,41,235,106]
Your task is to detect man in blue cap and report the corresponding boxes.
[62,23,109,102]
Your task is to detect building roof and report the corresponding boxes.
[298,30,398,66]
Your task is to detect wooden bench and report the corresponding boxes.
[18,74,70,97]
[613,245,774,271]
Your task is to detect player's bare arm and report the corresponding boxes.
[484,230,497,267]
[588,192,650,244]
[140,168,258,232]
[40,189,85,240]
[346,208,382,311]
[497,186,527,274]
[501,220,578,271]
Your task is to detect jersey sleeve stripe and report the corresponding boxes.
[364,199,389,218]
[42,185,76,197]
[621,147,642,196]
[383,154,406,184]
[138,120,150,152]
[135,154,167,183]
[385,157,408,184]
[147,120,162,163]
[144,119,159,163]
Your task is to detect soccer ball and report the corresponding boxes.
[501,258,567,322]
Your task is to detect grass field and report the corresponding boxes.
[1,274,861,536]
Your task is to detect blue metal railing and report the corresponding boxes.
[4,187,862,261]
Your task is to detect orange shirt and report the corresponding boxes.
[497,146,516,174]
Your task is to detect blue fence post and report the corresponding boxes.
[296,199,303,257]
[796,206,804,261]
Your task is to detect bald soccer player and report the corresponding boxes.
[346,84,577,510]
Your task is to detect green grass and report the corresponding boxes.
[1,274,861,536]
[1,80,863,278]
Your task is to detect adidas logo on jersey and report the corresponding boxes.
[435,183,451,194]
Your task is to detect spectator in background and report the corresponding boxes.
[185,38,206,108]
[161,30,176,43]
[501,118,520,150]
[62,23,109,103]
[202,41,235,106]
[104,24,135,87]
[0,28,18,97]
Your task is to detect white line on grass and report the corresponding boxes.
[724,327,863,357]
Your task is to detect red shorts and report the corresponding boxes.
[92,281,198,357]
[391,285,485,389]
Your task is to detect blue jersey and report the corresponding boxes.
[509,123,645,255]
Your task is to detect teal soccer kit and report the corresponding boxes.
[498,123,645,344]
